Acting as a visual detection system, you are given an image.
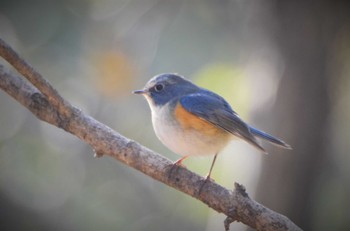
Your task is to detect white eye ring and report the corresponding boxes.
[155,84,164,92]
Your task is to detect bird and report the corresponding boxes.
[133,73,291,180]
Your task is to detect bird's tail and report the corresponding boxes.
[249,126,292,149]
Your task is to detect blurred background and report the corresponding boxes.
[1,0,350,230]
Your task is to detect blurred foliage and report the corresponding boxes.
[93,51,136,97]
[193,64,250,117]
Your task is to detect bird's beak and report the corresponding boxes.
[132,89,147,95]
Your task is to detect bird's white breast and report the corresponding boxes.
[149,102,231,157]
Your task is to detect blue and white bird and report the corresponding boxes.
[133,73,291,179]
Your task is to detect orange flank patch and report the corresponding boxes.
[174,102,224,136]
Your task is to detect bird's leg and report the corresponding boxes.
[174,156,189,167]
[198,154,218,195]
[168,156,189,178]
[206,153,218,180]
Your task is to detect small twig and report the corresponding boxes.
[0,38,71,118]
[224,216,235,231]
[0,38,302,231]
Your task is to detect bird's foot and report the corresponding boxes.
[167,156,188,179]
[197,174,214,196]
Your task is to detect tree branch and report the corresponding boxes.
[0,38,302,231]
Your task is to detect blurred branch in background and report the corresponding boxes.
[0,38,301,231]
[255,2,350,231]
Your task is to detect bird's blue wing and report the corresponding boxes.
[179,92,266,153]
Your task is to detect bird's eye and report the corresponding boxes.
[155,84,164,92]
